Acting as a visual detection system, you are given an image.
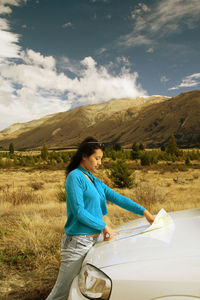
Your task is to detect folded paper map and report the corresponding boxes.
[115,208,175,243]
[143,208,174,233]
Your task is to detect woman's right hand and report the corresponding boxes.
[143,209,155,225]
[103,225,119,241]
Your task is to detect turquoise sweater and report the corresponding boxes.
[64,166,145,236]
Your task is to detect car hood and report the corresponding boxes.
[83,208,200,270]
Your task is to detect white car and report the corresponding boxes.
[68,208,200,300]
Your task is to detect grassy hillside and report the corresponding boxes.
[1,91,200,150]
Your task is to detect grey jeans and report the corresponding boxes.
[46,234,99,300]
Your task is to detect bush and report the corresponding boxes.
[160,144,166,151]
[103,148,127,161]
[41,144,48,160]
[108,159,134,188]
[185,156,192,166]
[186,150,200,161]
[134,183,166,211]
[0,248,35,270]
[0,158,13,168]
[113,143,122,151]
[30,181,44,190]
[166,134,180,156]
[131,142,140,160]
[140,153,151,166]
[9,143,14,154]
[140,151,158,166]
[139,143,145,150]
[61,152,69,163]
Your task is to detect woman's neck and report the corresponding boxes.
[79,162,90,173]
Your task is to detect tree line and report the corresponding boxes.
[1,135,200,168]
[0,144,74,168]
[0,135,200,189]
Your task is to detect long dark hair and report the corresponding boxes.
[66,137,104,175]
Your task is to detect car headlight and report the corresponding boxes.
[78,263,112,299]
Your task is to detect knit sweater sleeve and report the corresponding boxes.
[65,173,106,231]
[100,181,145,216]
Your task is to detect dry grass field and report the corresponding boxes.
[0,164,200,299]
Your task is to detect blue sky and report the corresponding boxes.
[0,0,200,130]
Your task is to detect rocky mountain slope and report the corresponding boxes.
[0,90,200,149]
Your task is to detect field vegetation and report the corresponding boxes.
[0,137,200,299]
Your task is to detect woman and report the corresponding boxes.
[46,137,154,300]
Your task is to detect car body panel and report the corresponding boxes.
[68,208,200,300]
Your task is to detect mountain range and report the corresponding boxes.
[0,90,200,149]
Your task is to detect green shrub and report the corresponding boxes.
[166,134,180,156]
[0,248,35,270]
[108,159,134,188]
[139,143,145,150]
[140,151,158,166]
[131,142,140,160]
[9,143,14,154]
[185,156,192,166]
[61,152,69,163]
[140,153,151,166]
[160,144,166,151]
[41,144,48,160]
[113,143,122,151]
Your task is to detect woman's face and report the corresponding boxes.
[81,148,103,172]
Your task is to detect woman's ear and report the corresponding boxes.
[82,154,87,161]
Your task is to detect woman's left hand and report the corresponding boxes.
[143,209,155,225]
[103,225,119,241]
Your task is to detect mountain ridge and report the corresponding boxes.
[0,90,200,149]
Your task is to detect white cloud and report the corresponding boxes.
[90,0,109,3]
[0,5,12,14]
[0,53,147,130]
[62,21,73,28]
[148,0,200,35]
[0,1,27,59]
[160,75,169,83]
[0,18,21,59]
[58,56,83,76]
[21,49,56,70]
[119,34,152,48]
[169,73,200,90]
[1,62,73,92]
[115,56,131,69]
[0,0,147,131]
[0,89,72,131]
[0,0,27,15]
[146,47,154,53]
[130,3,150,19]
[67,56,147,103]
[119,0,200,48]
[96,47,107,56]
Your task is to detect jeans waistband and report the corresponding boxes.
[67,234,99,239]
[80,234,99,241]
